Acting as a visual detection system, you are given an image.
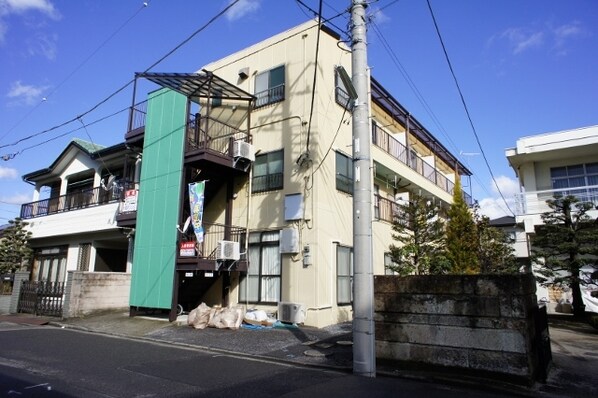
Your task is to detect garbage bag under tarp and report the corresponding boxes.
[187,303,244,330]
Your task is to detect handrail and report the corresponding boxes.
[372,123,473,206]
[20,184,128,219]
[178,222,246,260]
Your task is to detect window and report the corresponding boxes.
[211,89,222,108]
[36,246,68,283]
[335,67,352,109]
[384,253,399,275]
[77,243,91,271]
[239,231,281,303]
[255,65,285,108]
[337,245,353,305]
[336,151,353,194]
[252,150,284,193]
[551,162,598,204]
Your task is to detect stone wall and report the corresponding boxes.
[63,271,131,318]
[375,273,549,385]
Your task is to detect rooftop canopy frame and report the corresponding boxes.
[129,70,255,132]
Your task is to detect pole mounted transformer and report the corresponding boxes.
[350,0,376,377]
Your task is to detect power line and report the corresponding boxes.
[0,2,151,144]
[305,0,324,153]
[425,0,515,216]
[370,20,508,214]
[0,0,240,156]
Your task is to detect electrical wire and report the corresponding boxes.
[0,1,151,144]
[305,0,324,153]
[0,0,241,155]
[370,18,510,215]
[426,0,515,216]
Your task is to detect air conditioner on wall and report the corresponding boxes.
[216,240,240,261]
[233,141,255,162]
[278,302,306,324]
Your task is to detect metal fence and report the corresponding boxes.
[17,281,65,317]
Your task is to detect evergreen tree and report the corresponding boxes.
[531,195,598,318]
[474,208,519,274]
[0,218,33,274]
[445,178,479,274]
[387,192,449,275]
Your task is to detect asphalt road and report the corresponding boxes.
[0,322,514,397]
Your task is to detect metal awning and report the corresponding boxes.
[137,71,255,102]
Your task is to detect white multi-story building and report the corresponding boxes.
[506,125,598,310]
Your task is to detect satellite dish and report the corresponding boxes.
[101,175,116,191]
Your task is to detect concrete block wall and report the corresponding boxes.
[63,271,131,318]
[374,274,545,385]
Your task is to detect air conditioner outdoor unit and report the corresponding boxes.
[233,141,255,162]
[216,240,240,261]
[278,302,306,324]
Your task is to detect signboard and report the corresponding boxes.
[179,241,196,257]
[122,190,138,212]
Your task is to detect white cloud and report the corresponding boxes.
[478,175,520,220]
[0,0,60,44]
[7,80,50,105]
[225,0,260,22]
[0,166,18,179]
[369,7,390,25]
[0,0,60,19]
[501,27,544,55]
[0,192,30,205]
[553,21,584,56]
[27,32,58,60]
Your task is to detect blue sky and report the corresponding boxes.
[1,0,597,222]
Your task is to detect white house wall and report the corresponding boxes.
[26,203,120,239]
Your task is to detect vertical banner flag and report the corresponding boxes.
[188,181,206,243]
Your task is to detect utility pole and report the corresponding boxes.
[351,0,376,378]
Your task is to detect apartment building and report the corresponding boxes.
[506,125,598,309]
[123,20,471,327]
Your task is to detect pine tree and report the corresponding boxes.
[445,178,479,274]
[0,218,33,274]
[387,192,449,276]
[474,208,519,274]
[531,195,598,318]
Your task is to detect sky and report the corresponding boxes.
[1,0,597,223]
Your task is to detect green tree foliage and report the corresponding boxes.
[0,218,33,274]
[531,195,598,317]
[445,178,479,274]
[474,208,519,274]
[387,192,449,276]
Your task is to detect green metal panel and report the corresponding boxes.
[130,88,186,309]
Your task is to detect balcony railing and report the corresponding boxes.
[372,123,473,206]
[254,84,285,108]
[185,114,248,158]
[178,222,246,261]
[514,185,598,216]
[20,185,124,219]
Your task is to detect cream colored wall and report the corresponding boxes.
[203,21,357,327]
[204,20,458,327]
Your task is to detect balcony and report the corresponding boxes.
[20,186,123,219]
[372,123,473,206]
[514,185,598,216]
[177,222,248,271]
[374,195,409,227]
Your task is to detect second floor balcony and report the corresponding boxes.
[20,185,125,220]
[514,184,598,216]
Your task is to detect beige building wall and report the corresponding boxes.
[202,21,461,327]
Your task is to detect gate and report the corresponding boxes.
[17,281,65,317]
